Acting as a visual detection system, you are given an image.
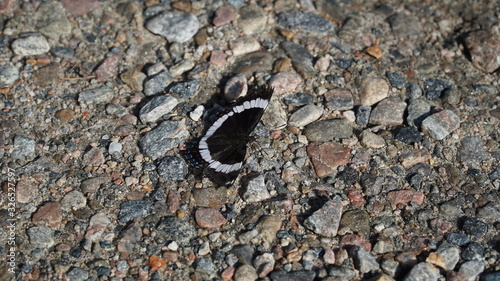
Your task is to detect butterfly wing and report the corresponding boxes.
[185,85,274,185]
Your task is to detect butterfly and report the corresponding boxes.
[183,84,274,185]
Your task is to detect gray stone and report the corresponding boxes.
[241,174,271,203]
[139,96,179,123]
[407,99,430,127]
[139,120,189,160]
[421,109,460,140]
[35,1,72,40]
[303,119,353,142]
[28,226,54,248]
[144,70,174,96]
[66,267,89,281]
[436,242,460,270]
[12,33,50,56]
[402,262,440,281]
[157,156,188,181]
[0,65,19,87]
[304,198,343,237]
[278,12,334,35]
[118,200,154,223]
[459,261,484,281]
[288,104,323,127]
[78,86,114,105]
[238,4,267,35]
[156,216,197,246]
[12,135,35,160]
[369,98,406,126]
[146,11,199,43]
[61,190,87,210]
[169,80,201,98]
[280,41,317,79]
[350,246,380,273]
[457,137,488,166]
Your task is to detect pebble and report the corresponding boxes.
[280,41,317,79]
[139,120,189,160]
[169,80,201,99]
[61,190,87,210]
[51,46,74,59]
[32,202,63,228]
[139,96,179,123]
[230,35,261,56]
[66,267,89,281]
[189,105,204,121]
[269,270,316,281]
[406,99,430,127]
[0,64,19,86]
[16,179,38,204]
[277,12,334,35]
[117,221,142,253]
[192,187,229,209]
[303,119,353,142]
[78,86,114,105]
[80,176,110,194]
[457,137,488,166]
[386,71,406,89]
[85,212,111,243]
[358,77,389,106]
[303,198,343,237]
[369,98,407,126]
[118,200,153,223]
[210,50,227,67]
[12,135,35,160]
[423,78,452,100]
[213,6,235,27]
[11,33,50,56]
[28,226,55,248]
[459,260,484,281]
[121,69,146,92]
[407,83,423,99]
[253,252,274,277]
[381,259,401,277]
[421,109,460,140]
[238,4,267,35]
[333,58,353,69]
[224,74,248,101]
[157,156,188,181]
[146,11,200,43]
[61,0,100,17]
[307,142,351,177]
[386,190,425,207]
[464,29,500,73]
[288,104,323,127]
[350,246,380,273]
[328,267,356,280]
[461,242,484,261]
[255,216,282,247]
[324,88,354,111]
[195,208,227,228]
[170,60,195,77]
[340,209,371,238]
[82,147,105,167]
[427,242,460,270]
[55,108,75,122]
[461,217,488,238]
[144,70,174,96]
[359,130,386,149]
[395,127,422,144]
[282,92,313,106]
[356,105,372,127]
[268,72,303,95]
[156,216,197,246]
[108,141,122,154]
[241,175,272,203]
[232,51,273,77]
[402,262,439,281]
[194,258,216,275]
[446,233,469,246]
[388,13,422,38]
[234,264,258,281]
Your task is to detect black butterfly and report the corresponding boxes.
[183,84,274,185]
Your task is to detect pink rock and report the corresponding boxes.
[195,207,227,228]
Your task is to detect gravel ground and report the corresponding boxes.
[0,0,499,281]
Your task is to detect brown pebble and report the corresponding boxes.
[55,108,75,122]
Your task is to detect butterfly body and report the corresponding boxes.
[184,85,274,185]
